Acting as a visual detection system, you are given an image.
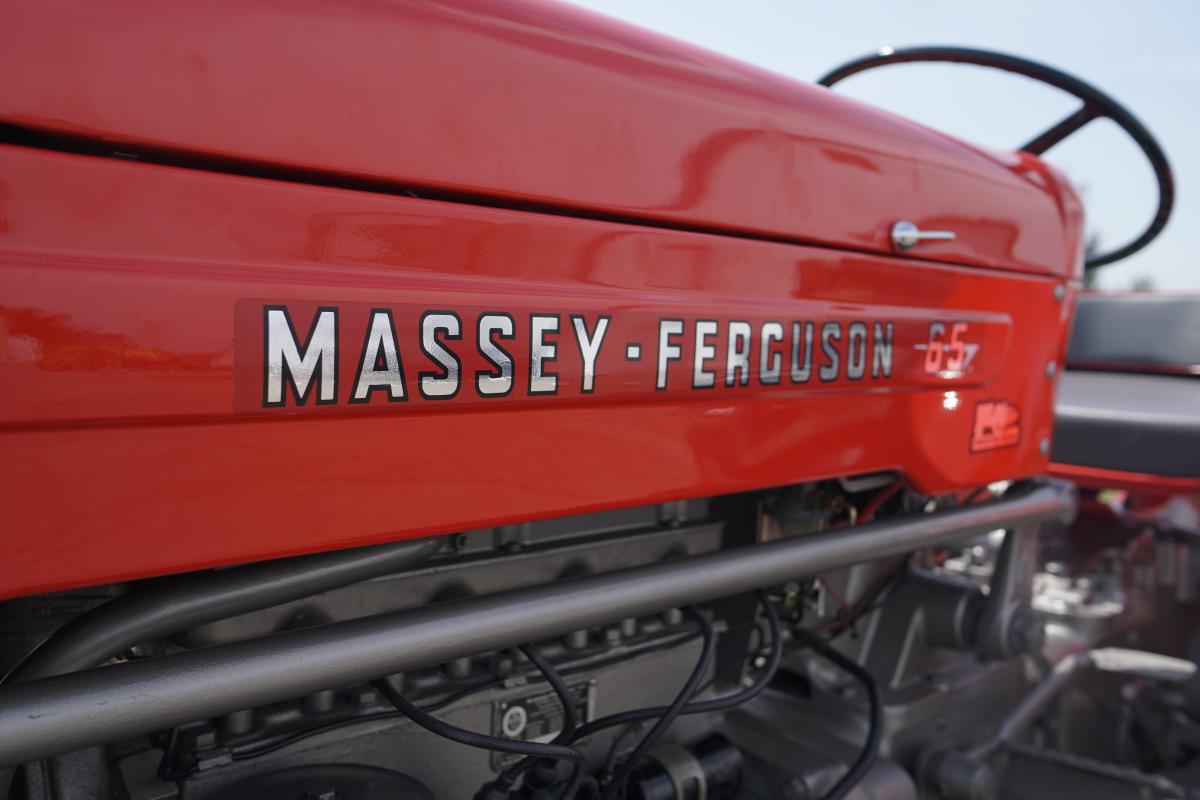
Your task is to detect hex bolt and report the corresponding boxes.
[351,687,379,708]
[187,724,218,750]
[303,689,336,714]
[444,656,473,680]
[564,629,590,650]
[221,709,254,736]
[491,650,516,677]
[604,626,622,645]
[661,608,684,626]
[619,617,638,638]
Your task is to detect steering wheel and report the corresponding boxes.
[818,46,1174,270]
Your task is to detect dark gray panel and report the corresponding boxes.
[1052,371,1200,477]
[1067,295,1200,373]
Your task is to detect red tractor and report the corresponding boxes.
[0,3,1193,799]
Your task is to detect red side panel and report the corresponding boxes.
[0,0,1082,278]
[0,145,1072,599]
[1050,463,1200,494]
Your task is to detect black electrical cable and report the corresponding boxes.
[496,611,717,794]
[371,677,587,779]
[232,711,406,762]
[600,722,645,777]
[518,643,577,744]
[514,642,584,798]
[156,727,192,782]
[568,591,782,744]
[162,597,770,788]
[226,629,707,765]
[167,605,770,795]
[599,607,716,800]
[497,608,717,799]
[791,628,881,800]
[672,591,781,714]
[501,609,715,796]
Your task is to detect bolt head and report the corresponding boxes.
[1046,361,1057,377]
[188,727,218,749]
[1053,284,1067,301]
[1039,437,1051,456]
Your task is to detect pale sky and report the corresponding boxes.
[566,0,1199,290]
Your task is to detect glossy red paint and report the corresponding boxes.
[0,142,1076,600]
[0,0,1084,279]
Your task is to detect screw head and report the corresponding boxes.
[1039,437,1051,456]
[1053,284,1067,301]
[1046,361,1057,378]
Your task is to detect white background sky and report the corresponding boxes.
[566,0,1198,290]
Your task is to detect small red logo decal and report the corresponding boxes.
[971,400,1021,452]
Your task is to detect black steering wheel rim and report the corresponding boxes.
[818,46,1174,270]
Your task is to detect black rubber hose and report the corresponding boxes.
[6,538,442,683]
[792,628,881,800]
[600,607,716,800]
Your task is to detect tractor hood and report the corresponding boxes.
[0,0,1083,278]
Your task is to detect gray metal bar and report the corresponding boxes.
[970,650,1091,759]
[0,537,442,798]
[6,537,443,684]
[0,483,1073,768]
[970,645,1198,760]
